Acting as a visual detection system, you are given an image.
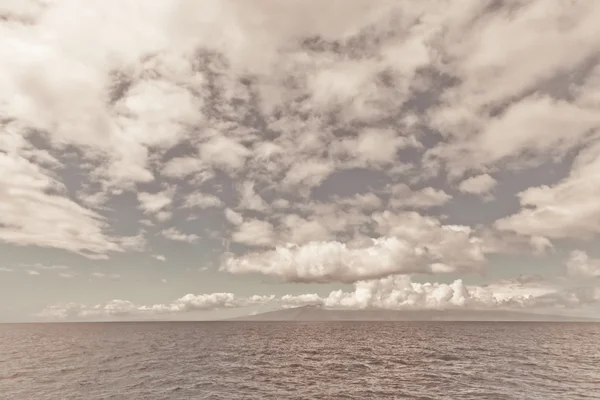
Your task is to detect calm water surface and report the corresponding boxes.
[1,322,599,399]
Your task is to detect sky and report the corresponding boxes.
[1,0,600,322]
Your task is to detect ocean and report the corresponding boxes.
[1,322,599,399]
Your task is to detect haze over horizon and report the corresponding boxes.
[2,0,600,322]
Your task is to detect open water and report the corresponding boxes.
[1,322,599,399]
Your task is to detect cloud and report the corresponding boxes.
[334,128,421,168]
[373,211,486,268]
[276,275,597,312]
[430,96,600,177]
[495,141,600,240]
[427,1,600,175]
[280,293,323,309]
[458,174,497,196]
[91,272,120,280]
[223,232,484,284]
[231,219,275,247]
[39,292,275,320]
[221,210,487,284]
[28,263,69,270]
[137,188,175,216]
[278,214,332,245]
[2,0,600,318]
[0,128,140,258]
[282,158,336,194]
[161,227,200,243]
[566,250,600,278]
[38,275,599,320]
[162,156,211,180]
[152,254,166,261]
[237,181,268,212]
[183,192,223,209]
[386,184,451,209]
[224,208,244,226]
[334,193,382,211]
[199,135,251,173]
[530,236,553,256]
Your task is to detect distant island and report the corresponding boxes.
[228,305,598,322]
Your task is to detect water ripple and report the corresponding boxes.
[0,322,599,399]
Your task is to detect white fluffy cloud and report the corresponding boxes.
[40,292,275,320]
[199,135,251,173]
[221,210,489,284]
[272,275,598,312]
[231,219,275,247]
[39,275,599,320]
[427,1,600,176]
[566,250,600,279]
[183,192,223,209]
[459,174,497,196]
[223,211,486,283]
[496,141,600,240]
[137,188,174,215]
[387,184,451,209]
[237,181,268,212]
[224,208,244,226]
[161,227,199,243]
[334,193,382,211]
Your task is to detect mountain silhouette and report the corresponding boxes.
[229,305,597,322]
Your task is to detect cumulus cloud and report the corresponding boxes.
[566,250,600,278]
[280,293,324,309]
[458,174,497,196]
[495,140,600,241]
[334,193,382,211]
[386,184,451,209]
[152,254,167,262]
[200,136,251,173]
[334,128,421,168]
[137,188,175,216]
[277,214,332,245]
[231,219,275,247]
[224,208,244,226]
[161,227,200,243]
[183,192,223,209]
[40,292,275,320]
[237,181,268,212]
[223,232,484,284]
[277,275,597,312]
[427,1,600,176]
[162,156,211,180]
[222,211,487,284]
[38,275,599,320]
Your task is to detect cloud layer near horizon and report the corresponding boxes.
[39,275,600,320]
[1,0,600,319]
